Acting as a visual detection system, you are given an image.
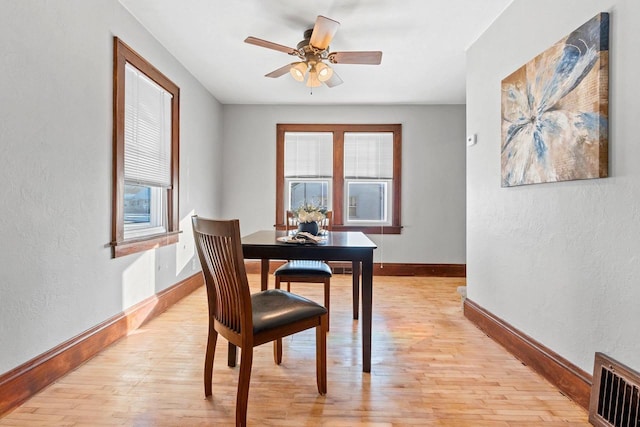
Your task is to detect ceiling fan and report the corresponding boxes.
[244,15,382,88]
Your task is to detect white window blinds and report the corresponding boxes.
[284,132,333,177]
[124,63,173,187]
[344,133,394,179]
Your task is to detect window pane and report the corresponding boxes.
[124,183,166,238]
[347,182,388,222]
[124,184,151,224]
[289,180,329,211]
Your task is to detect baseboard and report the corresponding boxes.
[463,298,592,410]
[372,263,466,277]
[244,261,466,277]
[0,272,204,417]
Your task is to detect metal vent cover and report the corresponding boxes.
[590,352,640,427]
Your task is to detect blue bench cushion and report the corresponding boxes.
[274,260,332,277]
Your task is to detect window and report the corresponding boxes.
[111,37,180,258]
[284,132,333,212]
[344,132,394,225]
[276,124,402,234]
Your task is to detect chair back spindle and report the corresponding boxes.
[193,219,252,334]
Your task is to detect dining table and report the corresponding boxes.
[241,229,377,373]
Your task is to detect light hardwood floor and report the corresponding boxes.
[0,275,589,426]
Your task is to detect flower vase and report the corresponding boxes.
[298,221,319,236]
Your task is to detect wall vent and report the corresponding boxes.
[590,352,640,427]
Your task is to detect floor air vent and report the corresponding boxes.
[590,352,640,427]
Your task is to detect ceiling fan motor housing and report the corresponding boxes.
[297,29,328,58]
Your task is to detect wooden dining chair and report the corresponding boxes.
[192,216,328,427]
[275,211,333,330]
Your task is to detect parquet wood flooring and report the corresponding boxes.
[0,275,589,426]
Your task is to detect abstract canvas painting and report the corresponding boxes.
[501,13,609,187]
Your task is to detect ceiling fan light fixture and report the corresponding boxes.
[315,62,333,82]
[306,69,322,88]
[289,62,307,82]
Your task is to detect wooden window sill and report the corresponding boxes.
[111,231,181,258]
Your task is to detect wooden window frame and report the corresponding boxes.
[111,37,180,258]
[276,123,402,234]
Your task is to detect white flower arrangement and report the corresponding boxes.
[294,203,326,223]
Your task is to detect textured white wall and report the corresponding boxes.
[221,104,467,265]
[0,0,223,374]
[466,0,640,373]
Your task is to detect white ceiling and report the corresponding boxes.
[118,0,513,105]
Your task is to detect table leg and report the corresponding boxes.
[362,254,373,373]
[352,261,360,320]
[260,258,269,291]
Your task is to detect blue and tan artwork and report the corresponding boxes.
[501,13,609,187]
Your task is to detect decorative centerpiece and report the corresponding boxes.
[294,203,326,236]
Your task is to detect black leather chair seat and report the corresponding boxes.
[274,260,332,277]
[252,289,328,334]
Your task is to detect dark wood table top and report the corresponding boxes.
[242,230,377,249]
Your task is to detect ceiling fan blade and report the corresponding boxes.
[310,15,340,50]
[329,51,383,65]
[265,63,294,78]
[244,36,297,55]
[324,72,343,88]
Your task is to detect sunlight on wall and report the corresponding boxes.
[122,250,156,310]
[176,209,196,276]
